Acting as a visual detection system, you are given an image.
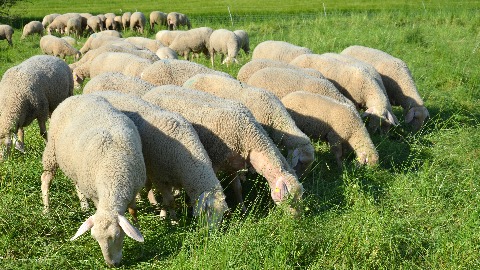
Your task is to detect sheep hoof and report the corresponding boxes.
[15,141,25,153]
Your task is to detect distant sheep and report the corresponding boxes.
[155,30,184,46]
[86,15,104,33]
[130,11,147,34]
[66,17,82,37]
[208,29,240,67]
[150,11,167,30]
[121,12,132,31]
[166,12,191,30]
[169,27,213,61]
[21,21,44,39]
[252,40,313,63]
[234,30,250,55]
[40,35,81,61]
[41,13,61,28]
[0,25,14,46]
[237,58,325,82]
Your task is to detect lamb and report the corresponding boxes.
[0,55,73,159]
[91,91,229,224]
[140,59,233,86]
[168,27,213,61]
[183,73,315,176]
[290,53,399,132]
[41,13,61,28]
[234,30,250,54]
[246,67,353,105]
[166,12,191,30]
[130,11,147,34]
[88,52,153,79]
[121,12,131,31]
[281,91,379,168]
[86,15,104,33]
[155,30,184,46]
[208,29,240,67]
[21,21,44,39]
[252,40,313,63]
[40,35,81,61]
[83,72,155,95]
[125,37,164,52]
[40,94,145,267]
[237,58,325,82]
[0,25,14,46]
[341,45,429,131]
[150,11,167,30]
[156,47,178,59]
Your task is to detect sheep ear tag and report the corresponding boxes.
[118,215,144,242]
[70,216,94,241]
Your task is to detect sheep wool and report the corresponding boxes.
[156,47,178,60]
[130,11,147,34]
[237,58,325,82]
[125,36,164,52]
[234,30,250,54]
[209,29,240,67]
[155,30,184,46]
[252,40,313,63]
[21,21,44,39]
[150,11,167,30]
[41,94,145,267]
[40,35,81,61]
[83,72,155,95]
[166,12,191,30]
[168,27,213,60]
[0,25,14,46]
[121,12,132,31]
[88,52,153,79]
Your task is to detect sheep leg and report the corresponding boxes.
[15,128,25,153]
[1,135,12,161]
[327,132,344,169]
[41,170,56,213]
[232,172,247,213]
[128,200,139,225]
[38,119,48,142]
[75,185,90,211]
[157,184,178,223]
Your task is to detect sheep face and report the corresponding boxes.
[405,106,429,132]
[194,189,229,227]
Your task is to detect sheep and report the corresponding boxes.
[91,91,229,224]
[252,40,313,63]
[121,12,131,31]
[166,12,191,30]
[86,15,104,33]
[40,35,81,61]
[79,34,124,54]
[208,29,240,67]
[234,30,250,55]
[88,52,153,79]
[125,36,164,52]
[130,11,147,34]
[104,13,116,30]
[113,16,122,31]
[290,53,399,133]
[183,73,315,177]
[143,86,304,214]
[21,21,44,39]
[96,29,123,38]
[40,94,145,267]
[281,91,379,168]
[61,36,76,46]
[47,13,83,35]
[66,17,82,37]
[237,58,325,82]
[0,55,73,159]
[155,30,184,46]
[150,11,167,30]
[97,14,107,28]
[0,25,14,46]
[140,59,233,86]
[156,47,178,59]
[168,27,213,61]
[83,72,155,95]
[41,13,61,28]
[246,67,353,106]
[341,45,429,131]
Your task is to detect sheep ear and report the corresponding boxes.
[289,149,300,168]
[361,107,375,118]
[71,215,94,241]
[405,108,415,123]
[386,111,399,126]
[118,215,144,242]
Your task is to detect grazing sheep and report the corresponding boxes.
[150,11,167,30]
[155,30,184,46]
[166,12,191,30]
[41,13,61,28]
[47,13,83,35]
[237,58,325,82]
[113,16,122,31]
[208,29,240,67]
[290,53,398,132]
[104,13,116,30]
[86,15,104,33]
[252,40,313,63]
[121,12,132,31]
[88,52,153,78]
[0,25,14,46]
[40,35,81,61]
[140,59,232,86]
[246,67,353,105]
[66,17,82,37]
[183,74,315,176]
[40,94,145,267]
[21,21,44,39]
[143,86,304,213]
[169,27,213,61]
[83,72,155,95]
[341,45,429,131]
[156,47,178,59]
[0,55,73,159]
[92,91,229,224]
[282,91,379,168]
[130,11,147,34]
[79,34,124,54]
[125,36,164,52]
[234,30,250,55]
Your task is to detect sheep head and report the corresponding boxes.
[194,188,229,228]
[405,106,429,132]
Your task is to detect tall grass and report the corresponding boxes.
[0,2,479,269]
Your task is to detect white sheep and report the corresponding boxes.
[290,53,399,133]
[125,36,164,52]
[47,13,82,35]
[281,91,379,168]
[183,73,315,177]
[79,34,124,54]
[104,13,116,30]
[155,47,178,59]
[0,25,14,46]
[143,86,304,214]
[66,17,82,37]
[86,15,104,33]
[40,94,145,267]
[150,11,167,30]
[169,27,213,61]
[234,30,250,55]
[121,12,132,31]
[237,58,325,82]
[91,91,229,224]
[40,35,81,61]
[208,29,240,67]
[252,40,313,63]
[155,30,184,46]
[61,36,76,46]
[166,12,191,30]
[113,16,122,31]
[130,11,147,34]
[0,55,73,159]
[341,45,429,131]
[140,59,232,86]
[21,21,44,39]
[96,29,122,38]
[41,13,61,28]
[83,72,155,95]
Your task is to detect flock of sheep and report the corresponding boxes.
[0,9,429,268]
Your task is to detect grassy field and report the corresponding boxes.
[1,1,480,269]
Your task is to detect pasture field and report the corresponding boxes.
[1,1,480,269]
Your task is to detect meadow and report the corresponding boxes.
[0,1,480,269]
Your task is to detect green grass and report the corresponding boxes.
[1,1,480,269]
